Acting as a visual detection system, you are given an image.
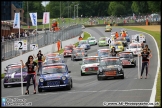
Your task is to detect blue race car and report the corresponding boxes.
[44,56,65,65]
[125,34,130,42]
[38,63,72,92]
[78,40,90,50]
[97,49,110,58]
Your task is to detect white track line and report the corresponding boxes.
[120,27,160,107]
[2,89,152,98]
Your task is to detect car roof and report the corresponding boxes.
[7,63,22,68]
[43,63,66,67]
[73,47,84,50]
[83,56,99,59]
[100,57,120,59]
[98,49,110,51]
[119,51,133,54]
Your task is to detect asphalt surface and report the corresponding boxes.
[1,27,158,107]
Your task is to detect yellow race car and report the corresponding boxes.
[110,41,124,52]
[105,25,112,32]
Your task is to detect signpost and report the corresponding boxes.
[14,40,27,95]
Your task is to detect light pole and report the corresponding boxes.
[27,1,29,28]
[60,1,61,18]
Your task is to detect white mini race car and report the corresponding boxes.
[87,37,97,45]
[79,56,99,76]
[126,42,143,56]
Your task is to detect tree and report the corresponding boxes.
[108,2,125,16]
[147,1,161,13]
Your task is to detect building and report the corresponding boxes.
[1,1,24,22]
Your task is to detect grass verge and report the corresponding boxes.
[122,26,161,106]
[1,74,5,79]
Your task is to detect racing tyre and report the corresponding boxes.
[81,71,84,76]
[38,86,42,92]
[95,43,97,45]
[121,74,124,79]
[4,85,8,88]
[97,75,103,80]
[66,81,72,90]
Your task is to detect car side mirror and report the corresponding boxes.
[68,71,71,73]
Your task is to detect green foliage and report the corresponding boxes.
[22,1,160,20]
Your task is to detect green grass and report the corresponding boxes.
[1,74,5,79]
[122,26,161,107]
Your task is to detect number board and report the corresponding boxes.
[14,40,27,50]
[30,44,38,50]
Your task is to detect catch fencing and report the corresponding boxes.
[1,25,82,61]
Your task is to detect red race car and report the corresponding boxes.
[63,44,75,57]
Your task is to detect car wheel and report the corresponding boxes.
[95,43,97,45]
[4,84,8,88]
[71,79,73,88]
[38,86,42,92]
[121,74,124,79]
[81,71,84,76]
[66,81,72,90]
[97,75,103,80]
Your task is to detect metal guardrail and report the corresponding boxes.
[1,25,82,61]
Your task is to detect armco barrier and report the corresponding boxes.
[1,32,84,74]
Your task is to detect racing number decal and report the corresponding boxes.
[18,41,23,49]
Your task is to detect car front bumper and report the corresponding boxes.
[38,84,68,89]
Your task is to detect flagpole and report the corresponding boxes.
[49,12,50,31]
[19,12,23,95]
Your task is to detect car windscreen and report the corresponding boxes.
[46,58,62,64]
[129,45,141,48]
[7,66,27,73]
[83,58,99,64]
[42,66,66,74]
[99,38,106,41]
[100,59,121,66]
[74,49,84,53]
[111,43,122,46]
[119,53,133,58]
[79,41,87,44]
[64,47,72,50]
[99,51,109,56]
[88,38,95,40]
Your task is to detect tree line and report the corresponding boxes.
[23,1,161,20]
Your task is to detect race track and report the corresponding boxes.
[1,27,158,106]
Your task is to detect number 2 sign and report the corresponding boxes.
[14,40,27,50]
[30,44,38,50]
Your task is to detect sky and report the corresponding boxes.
[41,1,50,7]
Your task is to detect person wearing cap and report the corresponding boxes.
[33,50,44,75]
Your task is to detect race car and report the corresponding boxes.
[126,42,143,56]
[133,34,146,43]
[63,45,75,57]
[78,40,91,50]
[114,37,128,47]
[80,56,100,76]
[118,51,136,67]
[97,49,110,57]
[38,63,73,92]
[87,37,97,46]
[110,41,124,52]
[44,56,65,65]
[97,57,124,80]
[3,63,28,88]
[46,53,61,58]
[105,25,112,32]
[110,32,116,39]
[71,48,88,61]
[98,37,109,47]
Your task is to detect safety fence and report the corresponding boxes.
[1,24,82,61]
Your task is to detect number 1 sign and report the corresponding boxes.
[14,40,27,50]
[30,44,38,50]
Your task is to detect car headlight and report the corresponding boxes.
[82,66,86,70]
[62,76,66,80]
[39,78,44,82]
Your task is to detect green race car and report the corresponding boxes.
[98,37,109,47]
[79,56,99,76]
